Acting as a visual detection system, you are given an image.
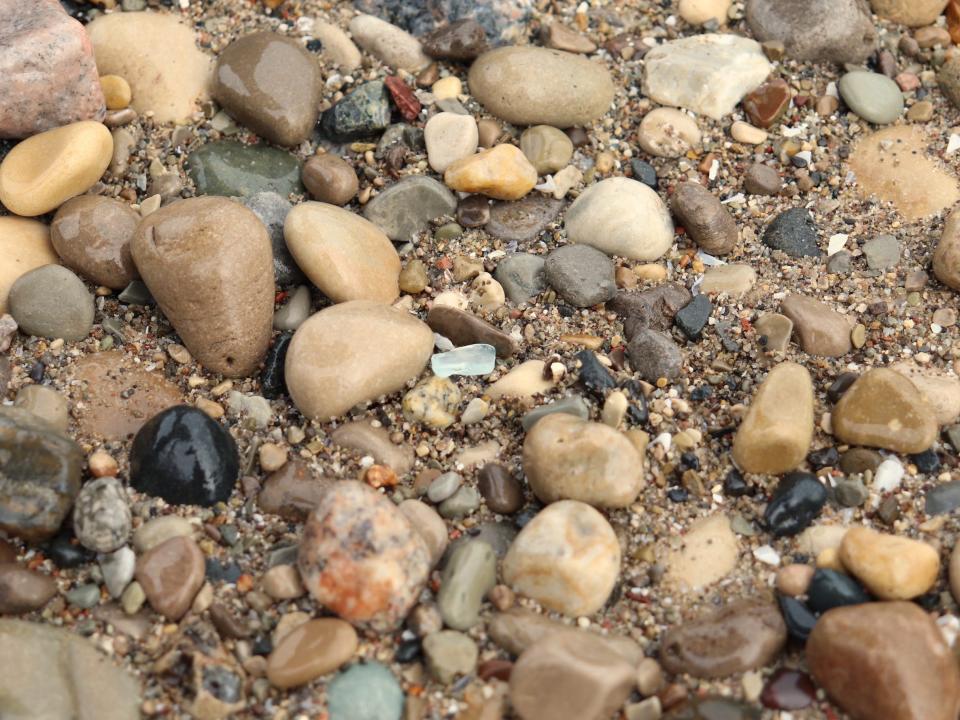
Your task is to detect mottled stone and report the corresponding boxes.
[320,80,391,142]
[298,481,430,631]
[486,195,563,244]
[72,476,131,553]
[763,208,820,257]
[187,141,303,198]
[746,0,877,64]
[444,144,538,201]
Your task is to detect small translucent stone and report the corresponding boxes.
[431,343,496,378]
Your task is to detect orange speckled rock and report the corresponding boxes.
[298,481,430,631]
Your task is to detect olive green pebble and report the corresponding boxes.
[435,222,463,241]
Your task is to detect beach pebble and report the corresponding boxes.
[444,144,537,201]
[135,535,205,620]
[540,21,597,53]
[638,108,701,158]
[731,120,768,145]
[890,361,960,425]
[679,0,731,24]
[732,362,813,474]
[267,618,358,689]
[331,421,414,475]
[313,21,362,70]
[0,121,112,217]
[363,175,457,241]
[425,112,479,173]
[659,600,787,678]
[780,293,852,357]
[188,140,303,198]
[665,514,739,592]
[468,46,614,128]
[86,11,213,124]
[487,360,557,399]
[523,414,645,508]
[671,182,737,255]
[502,500,620,616]
[132,197,274,377]
[744,163,781,195]
[72,476,131,553]
[403,376,461,429]
[520,125,574,175]
[0,565,57,615]
[838,71,904,125]
[486,194,563,243]
[8,265,94,342]
[839,526,939,599]
[327,662,404,720]
[0,218,57,315]
[422,19,488,60]
[544,245,617,307]
[133,515,194,554]
[807,602,960,720]
[426,305,517,358]
[832,368,937,453]
[14,385,68,432]
[423,631,478,683]
[643,34,772,119]
[320,80,392,142]
[510,631,635,720]
[51,195,140,290]
[764,472,828,537]
[213,32,322,146]
[398,500,447,567]
[700,264,756,296]
[0,1,105,138]
[494,253,546,303]
[742,78,791,128]
[746,0,877,64]
[284,201,400,304]
[934,208,960,291]
[869,0,949,26]
[298,481,430,631]
[566,178,674,260]
[627,329,683,381]
[349,14,430,71]
[763,208,820,257]
[258,459,329,521]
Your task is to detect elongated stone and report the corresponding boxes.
[438,540,497,630]
[732,362,814,474]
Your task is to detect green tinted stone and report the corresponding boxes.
[187,141,303,198]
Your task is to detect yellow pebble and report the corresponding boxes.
[100,74,132,110]
[432,76,462,100]
[635,264,668,281]
[816,547,843,571]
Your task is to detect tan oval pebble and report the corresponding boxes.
[444,144,538,201]
[330,420,414,475]
[0,565,58,614]
[732,361,814,474]
[100,75,132,110]
[839,526,939,600]
[477,118,501,148]
[664,514,739,592]
[670,181,737,255]
[831,368,938,453]
[86,12,214,124]
[730,120,768,145]
[891,360,960,425]
[755,312,793,354]
[487,360,557,399]
[468,46,614,128]
[266,618,358,689]
[262,564,305,600]
[134,535,205,620]
[700,264,756,296]
[313,21,362,71]
[348,14,430,71]
[934,207,960,291]
[0,121,113,217]
[780,293,853,357]
[132,515,194,553]
[285,300,433,420]
[50,195,140,289]
[14,385,69,433]
[301,154,358,206]
[502,500,620,617]
[520,125,574,175]
[776,563,815,596]
[425,112,479,173]
[284,201,400,304]
[132,197,274,377]
[258,459,329,521]
[870,0,950,26]
[638,108,701,158]
[0,217,57,314]
[679,0,732,24]
[522,413,645,508]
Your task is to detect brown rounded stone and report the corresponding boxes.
[131,197,274,377]
[807,601,960,720]
[780,293,853,357]
[670,182,738,256]
[0,565,57,615]
[478,463,524,514]
[266,618,358,688]
[934,208,960,291]
[50,195,140,289]
[212,32,322,147]
[659,599,787,678]
[298,481,430,631]
[302,154,359,206]
[426,305,518,358]
[258,459,329,522]
[742,78,791,128]
[831,368,938,453]
[134,535,205,621]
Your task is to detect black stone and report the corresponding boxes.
[206,558,243,583]
[674,294,712,341]
[129,405,239,506]
[764,472,827,537]
[667,487,689,502]
[575,349,617,396]
[807,446,839,470]
[806,569,871,614]
[925,480,960,516]
[46,531,95,569]
[306,38,323,52]
[680,452,700,471]
[762,208,821,257]
[778,595,816,643]
[827,372,858,402]
[29,361,45,383]
[320,80,391,142]
[630,159,658,190]
[261,332,293,400]
[252,634,273,656]
[910,449,940,474]
[621,380,650,425]
[394,638,422,663]
[724,468,750,497]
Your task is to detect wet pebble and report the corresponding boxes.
[478,463,524,514]
[266,618,358,689]
[806,568,871,613]
[764,472,827,537]
[0,565,57,614]
[135,535,205,620]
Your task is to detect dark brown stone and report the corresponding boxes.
[302,154,359,206]
[421,19,488,61]
[457,195,491,228]
[485,195,564,244]
[0,540,16,564]
[670,182,737,256]
[209,602,251,640]
[258,459,329,521]
[0,565,57,614]
[426,305,518,358]
[477,463,523,514]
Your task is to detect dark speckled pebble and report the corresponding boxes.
[778,594,816,642]
[630,159,658,189]
[764,472,827,537]
[261,332,293,399]
[807,446,839,469]
[806,568,871,614]
[320,80,391,142]
[674,294,712,341]
[762,208,820,257]
[129,405,239,506]
[575,349,617,396]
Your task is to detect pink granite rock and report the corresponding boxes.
[0,0,105,139]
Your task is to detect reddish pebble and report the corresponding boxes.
[385,76,421,121]
[478,658,513,681]
[761,668,816,710]
[742,78,791,129]
[365,464,398,488]
[896,72,920,91]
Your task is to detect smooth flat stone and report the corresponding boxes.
[363,175,457,241]
[266,618,358,689]
[0,217,57,315]
[187,141,303,198]
[135,535,205,620]
[838,71,904,125]
[839,526,939,600]
[485,195,563,243]
[51,195,140,289]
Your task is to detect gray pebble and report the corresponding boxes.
[521,395,590,431]
[437,540,496,630]
[242,191,304,286]
[627,329,683,381]
[8,265,94,341]
[427,472,462,503]
[438,485,481,519]
[66,583,101,609]
[494,253,546,303]
[862,234,900,270]
[544,244,616,307]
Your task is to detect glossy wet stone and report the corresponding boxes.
[806,568,871,613]
[478,463,523,514]
[187,141,303,198]
[485,195,564,243]
[764,472,827,537]
[0,565,57,614]
[213,32,322,146]
[266,618,358,689]
[427,305,517,358]
[261,332,292,399]
[129,405,239,506]
[47,531,95,569]
[320,80,391,142]
[760,669,815,710]
[0,410,83,542]
[778,595,816,642]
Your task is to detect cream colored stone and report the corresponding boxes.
[700,264,757,296]
[444,144,538,201]
[0,121,113,217]
[399,499,448,568]
[891,361,960,426]
[432,76,462,100]
[87,11,213,124]
[469,272,506,311]
[796,525,849,557]
[313,21,362,71]
[732,362,814,474]
[522,414,645,508]
[284,202,400,304]
[730,120,768,145]
[637,108,702,158]
[348,14,431,71]
[679,0,731,25]
[502,500,621,617]
[425,112,479,173]
[0,218,57,314]
[840,526,940,600]
[665,514,739,592]
[487,360,557,399]
[285,300,433,420]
